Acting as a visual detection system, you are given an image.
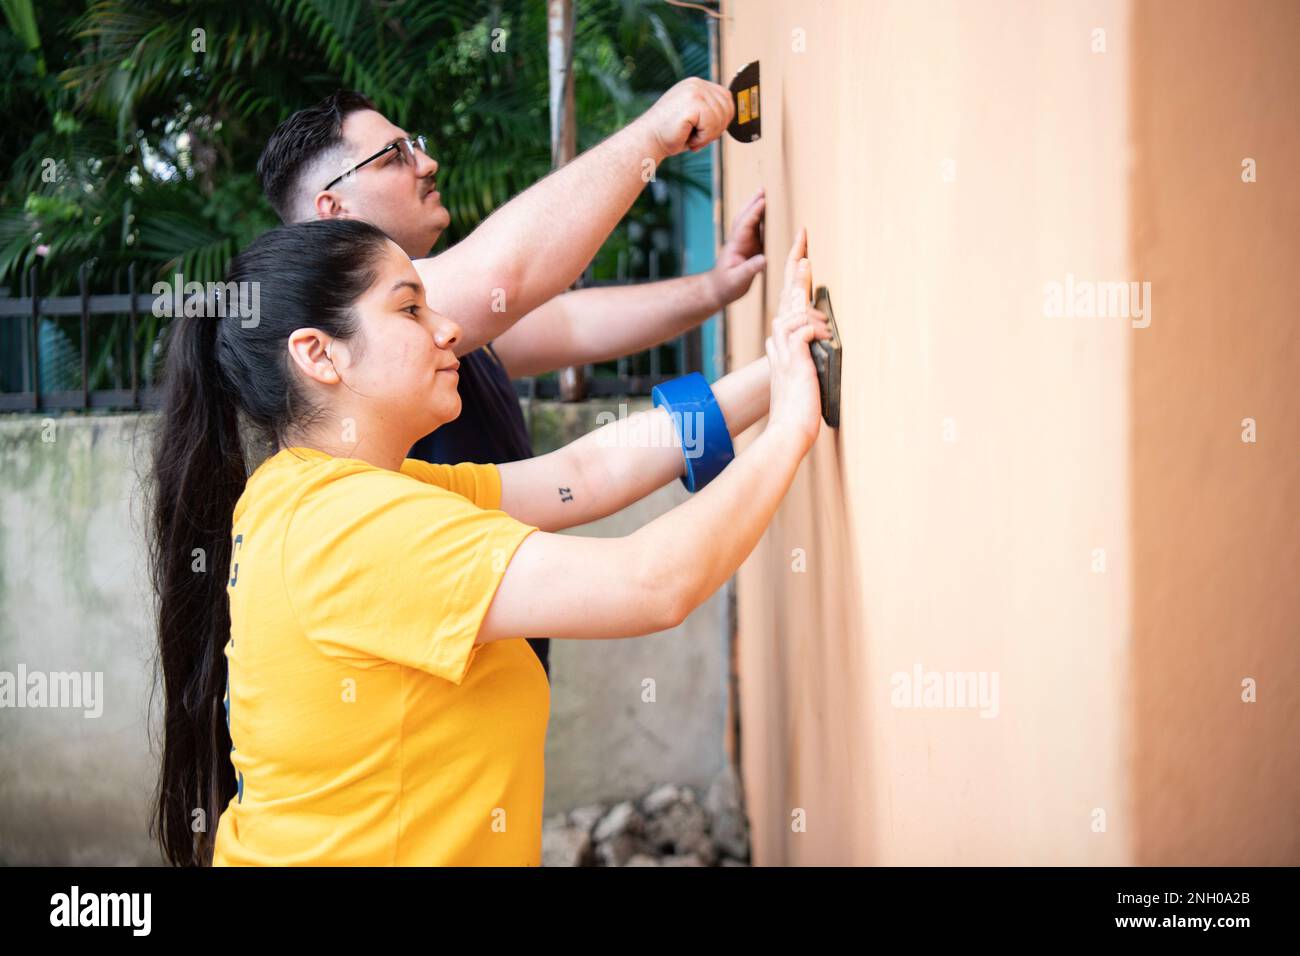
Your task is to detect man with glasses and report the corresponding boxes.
[322,133,430,190]
[257,85,766,679]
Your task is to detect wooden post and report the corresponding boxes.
[548,0,587,402]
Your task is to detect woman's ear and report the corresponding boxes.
[286,328,341,385]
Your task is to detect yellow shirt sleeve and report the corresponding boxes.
[282,465,536,685]
[398,458,503,509]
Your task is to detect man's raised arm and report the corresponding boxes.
[490,189,768,378]
[417,77,734,357]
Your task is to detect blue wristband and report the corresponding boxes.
[651,372,735,492]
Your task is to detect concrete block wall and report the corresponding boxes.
[0,403,729,864]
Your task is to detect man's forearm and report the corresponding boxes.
[420,118,669,355]
[492,272,727,378]
[474,118,668,305]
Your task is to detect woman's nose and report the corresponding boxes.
[435,317,461,352]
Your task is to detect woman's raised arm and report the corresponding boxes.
[496,233,827,534]
[495,354,769,531]
[479,236,825,644]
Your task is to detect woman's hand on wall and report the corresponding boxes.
[765,228,828,453]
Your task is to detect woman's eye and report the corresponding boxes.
[404,304,421,317]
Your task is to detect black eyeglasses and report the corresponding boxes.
[323,134,429,191]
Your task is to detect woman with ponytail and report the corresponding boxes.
[148,218,830,866]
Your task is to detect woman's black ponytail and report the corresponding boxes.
[146,217,392,865]
[147,303,247,866]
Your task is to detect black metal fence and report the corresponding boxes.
[0,256,701,413]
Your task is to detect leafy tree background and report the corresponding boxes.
[0,0,709,391]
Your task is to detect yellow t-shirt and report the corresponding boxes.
[211,446,547,866]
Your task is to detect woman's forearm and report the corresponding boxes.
[481,421,806,644]
[571,355,773,520]
[630,422,808,624]
[709,354,772,435]
[499,356,773,531]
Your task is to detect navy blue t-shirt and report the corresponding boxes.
[407,343,550,679]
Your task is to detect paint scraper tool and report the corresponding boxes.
[726,60,761,143]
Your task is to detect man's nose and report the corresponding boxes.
[414,150,438,178]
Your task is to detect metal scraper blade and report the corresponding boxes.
[726,60,761,143]
[811,286,841,428]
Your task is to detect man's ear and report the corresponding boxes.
[312,190,349,221]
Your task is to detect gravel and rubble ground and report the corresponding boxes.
[542,765,750,867]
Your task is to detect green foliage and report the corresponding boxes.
[1,0,709,299]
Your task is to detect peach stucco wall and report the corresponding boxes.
[722,0,1134,865]
[721,0,1297,865]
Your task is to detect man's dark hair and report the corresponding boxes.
[258,90,378,223]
